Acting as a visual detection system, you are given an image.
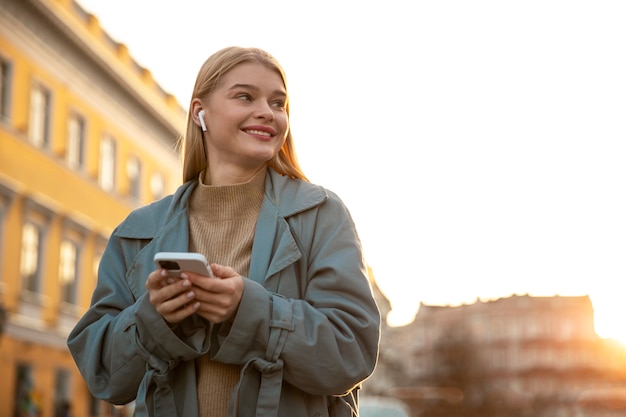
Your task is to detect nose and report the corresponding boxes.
[255,101,274,121]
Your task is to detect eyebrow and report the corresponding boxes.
[228,83,287,97]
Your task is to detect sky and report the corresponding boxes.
[76,0,626,342]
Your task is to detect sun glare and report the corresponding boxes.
[592,296,626,348]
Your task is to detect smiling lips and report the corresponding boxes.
[243,125,276,138]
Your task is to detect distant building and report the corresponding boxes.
[0,0,184,415]
[376,295,626,416]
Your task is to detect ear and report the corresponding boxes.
[191,98,206,131]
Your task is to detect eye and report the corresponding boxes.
[271,99,286,109]
[236,93,253,102]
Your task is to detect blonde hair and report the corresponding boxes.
[178,46,308,183]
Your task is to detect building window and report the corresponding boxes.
[0,57,12,122]
[20,222,41,293]
[0,185,13,284]
[66,112,85,170]
[59,239,78,304]
[14,363,40,417]
[28,82,51,148]
[89,395,101,417]
[98,135,116,192]
[150,172,165,200]
[54,368,71,417]
[126,156,141,200]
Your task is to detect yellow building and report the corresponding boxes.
[0,0,185,415]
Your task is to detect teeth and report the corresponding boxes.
[246,129,271,137]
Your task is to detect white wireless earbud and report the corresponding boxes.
[198,110,207,132]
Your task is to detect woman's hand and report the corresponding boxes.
[145,269,200,325]
[185,264,244,323]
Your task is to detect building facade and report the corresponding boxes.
[378,295,626,417]
[0,0,185,416]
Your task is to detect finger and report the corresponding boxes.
[145,269,168,290]
[209,264,238,279]
[192,274,242,302]
[193,276,243,323]
[162,300,201,325]
[194,299,237,324]
[185,272,219,292]
[156,289,199,321]
[148,276,193,307]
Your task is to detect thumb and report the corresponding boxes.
[210,263,237,278]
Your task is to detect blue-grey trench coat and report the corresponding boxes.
[67,169,381,417]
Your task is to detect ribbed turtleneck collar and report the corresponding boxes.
[189,168,266,221]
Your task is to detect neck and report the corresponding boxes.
[204,164,267,186]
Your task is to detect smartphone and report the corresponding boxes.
[153,252,214,277]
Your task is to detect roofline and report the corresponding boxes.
[30,0,187,134]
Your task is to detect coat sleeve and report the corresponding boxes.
[212,191,381,396]
[66,229,210,405]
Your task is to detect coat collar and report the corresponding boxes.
[114,168,328,287]
[263,169,328,218]
[115,168,328,240]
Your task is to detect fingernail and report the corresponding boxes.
[180,273,189,279]
[193,302,200,309]
[187,291,195,298]
[160,269,168,277]
[181,279,191,287]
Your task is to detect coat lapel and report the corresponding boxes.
[248,170,328,289]
[249,201,301,288]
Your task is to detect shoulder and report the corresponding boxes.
[114,181,196,238]
[266,169,336,217]
[265,169,352,221]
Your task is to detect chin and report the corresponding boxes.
[250,148,280,163]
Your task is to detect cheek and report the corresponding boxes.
[277,114,289,135]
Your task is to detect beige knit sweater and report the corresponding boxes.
[188,169,265,417]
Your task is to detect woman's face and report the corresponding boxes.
[201,61,289,177]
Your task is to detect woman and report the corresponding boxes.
[67,46,380,417]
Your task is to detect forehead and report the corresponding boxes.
[218,61,286,91]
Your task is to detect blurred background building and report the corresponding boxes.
[0,0,184,415]
[369,295,626,417]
